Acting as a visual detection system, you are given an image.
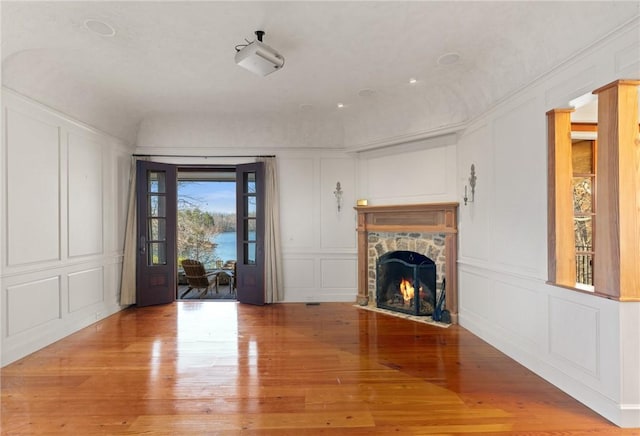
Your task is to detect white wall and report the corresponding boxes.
[354,19,639,429]
[453,22,639,428]
[135,126,359,303]
[355,134,458,206]
[0,89,133,365]
[279,151,357,302]
[2,16,636,428]
[136,109,358,304]
[135,20,640,427]
[137,110,345,151]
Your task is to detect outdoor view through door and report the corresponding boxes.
[136,161,265,306]
[136,162,265,305]
[177,169,238,300]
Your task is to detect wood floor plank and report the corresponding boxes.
[1,302,637,435]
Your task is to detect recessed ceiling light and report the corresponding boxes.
[358,88,376,98]
[83,19,116,37]
[337,103,345,108]
[409,78,417,84]
[437,52,460,66]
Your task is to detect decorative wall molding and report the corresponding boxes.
[346,123,466,154]
[455,20,640,426]
[6,276,61,337]
[548,295,600,377]
[1,89,133,366]
[2,87,132,148]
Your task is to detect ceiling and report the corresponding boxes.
[2,1,638,145]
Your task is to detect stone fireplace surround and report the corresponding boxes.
[355,203,459,323]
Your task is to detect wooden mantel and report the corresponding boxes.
[355,203,459,322]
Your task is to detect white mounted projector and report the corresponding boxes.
[234,31,285,76]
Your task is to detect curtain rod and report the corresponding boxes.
[132,153,276,158]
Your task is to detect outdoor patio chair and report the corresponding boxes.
[180,259,218,298]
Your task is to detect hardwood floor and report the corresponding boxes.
[1,302,637,435]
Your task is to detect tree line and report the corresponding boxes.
[177,208,236,268]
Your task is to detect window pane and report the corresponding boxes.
[244,218,256,241]
[148,218,166,241]
[245,172,256,194]
[572,177,593,213]
[244,242,256,264]
[149,171,166,193]
[148,242,167,265]
[574,216,592,251]
[246,195,256,217]
[148,195,166,217]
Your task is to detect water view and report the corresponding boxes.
[177,178,237,268]
[213,231,237,263]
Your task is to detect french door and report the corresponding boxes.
[235,162,265,305]
[136,161,177,307]
[135,161,265,306]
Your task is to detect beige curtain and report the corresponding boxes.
[260,157,284,303]
[119,156,140,305]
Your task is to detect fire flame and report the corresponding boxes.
[399,278,414,304]
[399,278,424,305]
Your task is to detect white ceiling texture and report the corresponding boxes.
[2,1,639,147]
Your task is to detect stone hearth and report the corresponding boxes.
[355,203,459,323]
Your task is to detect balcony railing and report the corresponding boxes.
[576,245,593,286]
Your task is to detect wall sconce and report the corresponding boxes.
[333,181,343,212]
[464,164,477,206]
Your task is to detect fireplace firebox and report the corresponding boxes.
[376,250,436,316]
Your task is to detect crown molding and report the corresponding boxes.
[345,121,468,154]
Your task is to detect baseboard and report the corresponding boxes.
[1,303,124,366]
[459,310,640,428]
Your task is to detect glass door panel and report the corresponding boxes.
[137,161,177,306]
[236,162,265,305]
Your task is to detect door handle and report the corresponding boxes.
[140,235,146,255]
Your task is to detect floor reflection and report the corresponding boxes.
[176,302,239,373]
[1,302,624,433]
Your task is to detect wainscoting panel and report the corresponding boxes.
[458,268,625,426]
[320,158,356,249]
[279,158,315,249]
[549,295,600,377]
[68,133,103,257]
[68,267,104,313]
[282,254,357,302]
[1,89,132,366]
[491,97,546,277]
[492,279,544,349]
[458,270,491,321]
[457,123,491,263]
[620,303,640,408]
[320,258,357,289]
[454,20,640,427]
[366,146,447,199]
[282,258,315,290]
[6,276,61,336]
[5,108,61,266]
